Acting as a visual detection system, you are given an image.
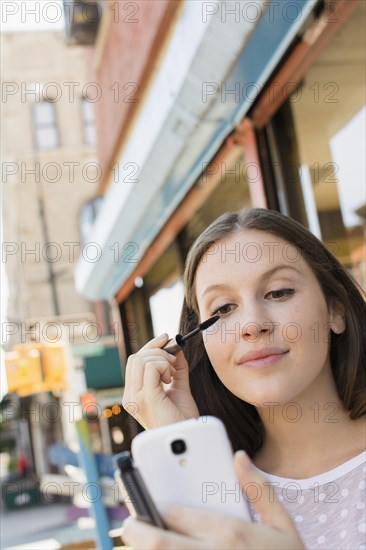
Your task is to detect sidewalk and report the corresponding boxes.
[0,501,126,549]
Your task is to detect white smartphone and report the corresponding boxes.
[131,416,251,521]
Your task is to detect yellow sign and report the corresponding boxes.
[42,345,69,391]
[5,347,43,395]
[5,343,69,396]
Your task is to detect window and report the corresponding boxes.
[149,279,184,337]
[81,98,97,146]
[79,196,104,245]
[289,2,365,289]
[32,101,59,149]
[261,2,365,290]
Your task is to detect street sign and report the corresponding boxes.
[49,444,79,468]
[49,444,115,478]
[95,454,115,479]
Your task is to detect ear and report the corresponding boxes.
[328,301,346,334]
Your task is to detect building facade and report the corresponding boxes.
[1,0,364,512]
[1,29,102,476]
[2,30,98,323]
[74,0,363,447]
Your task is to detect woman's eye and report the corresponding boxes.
[266,288,295,300]
[211,303,236,316]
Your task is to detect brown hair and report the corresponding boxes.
[179,208,366,457]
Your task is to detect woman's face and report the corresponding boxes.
[195,229,345,407]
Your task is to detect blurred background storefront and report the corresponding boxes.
[1,0,365,543]
[73,0,365,435]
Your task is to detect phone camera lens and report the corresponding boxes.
[171,439,186,455]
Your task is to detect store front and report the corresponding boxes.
[254,0,365,289]
[119,1,365,359]
[141,146,256,339]
[75,0,365,442]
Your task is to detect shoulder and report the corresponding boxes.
[254,451,365,489]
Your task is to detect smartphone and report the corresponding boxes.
[131,416,251,521]
[114,451,165,528]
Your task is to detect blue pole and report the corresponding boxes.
[76,419,113,550]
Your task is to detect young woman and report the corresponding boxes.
[122,208,366,549]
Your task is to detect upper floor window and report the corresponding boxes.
[79,196,104,245]
[81,98,97,146]
[32,101,59,150]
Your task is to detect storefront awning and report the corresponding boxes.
[75,0,316,301]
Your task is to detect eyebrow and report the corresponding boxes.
[200,265,303,298]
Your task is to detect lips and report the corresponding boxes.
[236,348,289,367]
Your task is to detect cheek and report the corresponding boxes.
[280,296,330,343]
[282,323,302,342]
[303,303,331,343]
[204,334,232,378]
[203,342,249,403]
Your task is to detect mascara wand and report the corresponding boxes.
[163,315,220,354]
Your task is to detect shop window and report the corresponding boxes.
[120,143,256,356]
[32,101,59,149]
[264,2,365,289]
[105,405,134,454]
[146,150,253,338]
[184,149,253,241]
[81,98,97,146]
[149,279,184,337]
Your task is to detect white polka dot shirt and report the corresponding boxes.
[253,451,365,549]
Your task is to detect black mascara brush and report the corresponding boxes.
[163,315,220,354]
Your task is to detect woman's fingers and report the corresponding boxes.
[234,451,294,531]
[120,452,305,550]
[125,349,176,391]
[131,354,176,390]
[123,502,304,550]
[140,332,170,350]
[142,359,177,387]
[123,333,199,428]
[161,504,242,539]
[168,349,191,390]
[121,517,203,550]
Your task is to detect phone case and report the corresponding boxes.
[114,451,165,528]
[131,416,251,520]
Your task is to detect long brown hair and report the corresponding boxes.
[179,208,366,457]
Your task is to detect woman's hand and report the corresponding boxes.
[122,333,200,429]
[121,450,306,549]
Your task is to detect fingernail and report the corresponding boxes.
[157,333,168,339]
[169,354,177,360]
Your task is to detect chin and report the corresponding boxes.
[236,388,303,409]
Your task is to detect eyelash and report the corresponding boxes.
[210,288,295,317]
[267,288,295,300]
[211,303,234,316]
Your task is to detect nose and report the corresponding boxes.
[241,321,274,341]
[240,304,275,341]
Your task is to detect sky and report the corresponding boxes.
[1,0,65,32]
